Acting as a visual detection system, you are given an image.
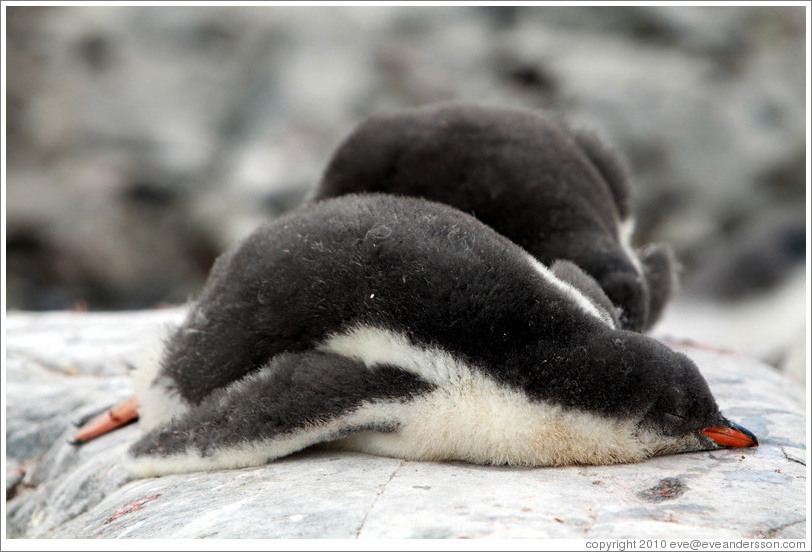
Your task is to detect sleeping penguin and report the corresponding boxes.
[111,194,755,478]
[312,101,675,332]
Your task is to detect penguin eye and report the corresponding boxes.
[663,413,689,430]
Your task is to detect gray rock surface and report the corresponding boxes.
[4,309,807,539]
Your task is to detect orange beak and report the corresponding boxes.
[700,422,758,448]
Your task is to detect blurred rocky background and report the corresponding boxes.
[5,6,807,376]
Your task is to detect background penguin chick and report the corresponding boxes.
[312,101,677,332]
[126,194,754,478]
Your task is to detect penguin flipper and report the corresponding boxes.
[639,243,678,331]
[125,350,434,477]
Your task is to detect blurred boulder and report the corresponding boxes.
[5,6,806,370]
[654,210,807,382]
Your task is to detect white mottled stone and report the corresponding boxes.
[4,310,808,539]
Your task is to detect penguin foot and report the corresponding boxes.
[70,395,140,445]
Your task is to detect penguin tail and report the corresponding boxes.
[69,395,140,445]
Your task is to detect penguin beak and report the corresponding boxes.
[700,421,758,448]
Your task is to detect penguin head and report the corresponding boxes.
[609,332,758,456]
[633,346,757,456]
[546,329,758,462]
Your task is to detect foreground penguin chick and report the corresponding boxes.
[124,195,755,477]
[312,102,675,332]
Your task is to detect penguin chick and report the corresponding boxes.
[312,101,676,332]
[129,194,757,475]
[126,194,755,478]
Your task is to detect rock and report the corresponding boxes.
[5,6,806,315]
[4,309,806,539]
[654,212,807,381]
[6,459,26,501]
